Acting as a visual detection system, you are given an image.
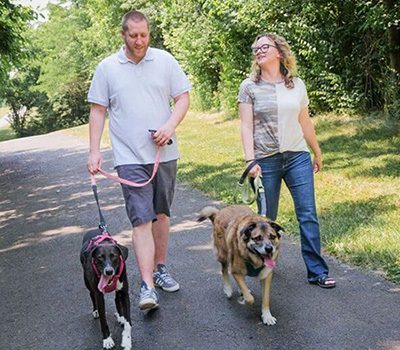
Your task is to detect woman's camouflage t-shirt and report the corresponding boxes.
[238,77,310,159]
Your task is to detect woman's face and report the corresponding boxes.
[253,36,280,67]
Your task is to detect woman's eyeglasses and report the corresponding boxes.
[251,43,277,55]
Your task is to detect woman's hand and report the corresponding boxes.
[313,153,322,173]
[248,163,261,177]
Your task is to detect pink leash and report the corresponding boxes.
[91,146,161,187]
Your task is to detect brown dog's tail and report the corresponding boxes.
[197,206,219,223]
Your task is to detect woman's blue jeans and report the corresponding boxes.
[257,151,329,281]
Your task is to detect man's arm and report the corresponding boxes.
[87,103,107,174]
[152,92,190,146]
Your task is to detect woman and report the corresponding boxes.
[238,32,336,288]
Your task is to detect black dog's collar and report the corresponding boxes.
[245,262,264,277]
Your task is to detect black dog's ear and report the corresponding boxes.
[117,244,129,261]
[269,221,284,238]
[87,246,98,261]
[240,223,256,241]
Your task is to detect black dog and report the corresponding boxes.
[80,228,131,349]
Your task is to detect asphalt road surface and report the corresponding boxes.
[0,131,399,350]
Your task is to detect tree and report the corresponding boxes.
[2,65,48,137]
[0,0,34,83]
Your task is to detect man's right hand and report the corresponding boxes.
[87,150,102,175]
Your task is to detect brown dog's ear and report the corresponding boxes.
[269,221,284,238]
[117,244,129,261]
[240,223,256,241]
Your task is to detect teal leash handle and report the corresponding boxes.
[238,161,267,216]
[254,176,267,216]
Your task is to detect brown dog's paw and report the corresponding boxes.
[262,308,277,325]
[245,294,255,305]
[238,293,254,305]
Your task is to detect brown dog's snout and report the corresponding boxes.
[264,244,273,254]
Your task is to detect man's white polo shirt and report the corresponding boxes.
[88,46,192,166]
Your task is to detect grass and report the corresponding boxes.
[0,126,16,142]
[0,107,16,142]
[63,111,399,283]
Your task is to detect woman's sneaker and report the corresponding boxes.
[153,264,180,292]
[138,281,159,310]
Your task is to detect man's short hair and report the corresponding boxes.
[122,10,150,31]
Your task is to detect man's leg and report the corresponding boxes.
[152,161,179,292]
[132,221,155,287]
[131,222,160,310]
[116,164,160,309]
[152,213,170,266]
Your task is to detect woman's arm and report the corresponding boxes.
[239,102,261,177]
[298,106,322,173]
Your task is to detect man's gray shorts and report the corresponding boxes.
[116,160,177,227]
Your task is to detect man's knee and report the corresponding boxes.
[132,221,152,236]
[156,213,169,222]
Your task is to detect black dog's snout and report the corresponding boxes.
[104,266,115,276]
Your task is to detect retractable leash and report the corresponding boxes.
[90,175,109,232]
[238,160,267,216]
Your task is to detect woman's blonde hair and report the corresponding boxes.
[250,32,297,89]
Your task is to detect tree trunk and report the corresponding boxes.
[385,0,400,74]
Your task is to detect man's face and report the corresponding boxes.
[121,19,150,63]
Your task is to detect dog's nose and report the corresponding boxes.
[104,267,115,276]
[264,245,273,254]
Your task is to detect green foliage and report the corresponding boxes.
[2,64,49,137]
[0,1,35,82]
[160,0,400,115]
[1,0,398,135]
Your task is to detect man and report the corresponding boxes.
[87,10,191,310]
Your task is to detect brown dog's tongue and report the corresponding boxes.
[263,257,276,269]
[98,275,113,293]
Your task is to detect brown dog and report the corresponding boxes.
[198,205,283,325]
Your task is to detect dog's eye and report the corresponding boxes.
[97,254,105,261]
[254,235,263,242]
[269,234,276,240]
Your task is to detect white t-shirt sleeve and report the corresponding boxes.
[87,64,109,107]
[297,78,309,109]
[169,55,192,98]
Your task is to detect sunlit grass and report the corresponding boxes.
[0,108,15,142]
[0,125,16,142]
[63,111,400,283]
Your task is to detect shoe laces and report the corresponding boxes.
[159,271,175,284]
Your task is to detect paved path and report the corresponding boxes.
[0,132,399,350]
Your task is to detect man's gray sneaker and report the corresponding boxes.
[153,264,180,292]
[138,281,159,310]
